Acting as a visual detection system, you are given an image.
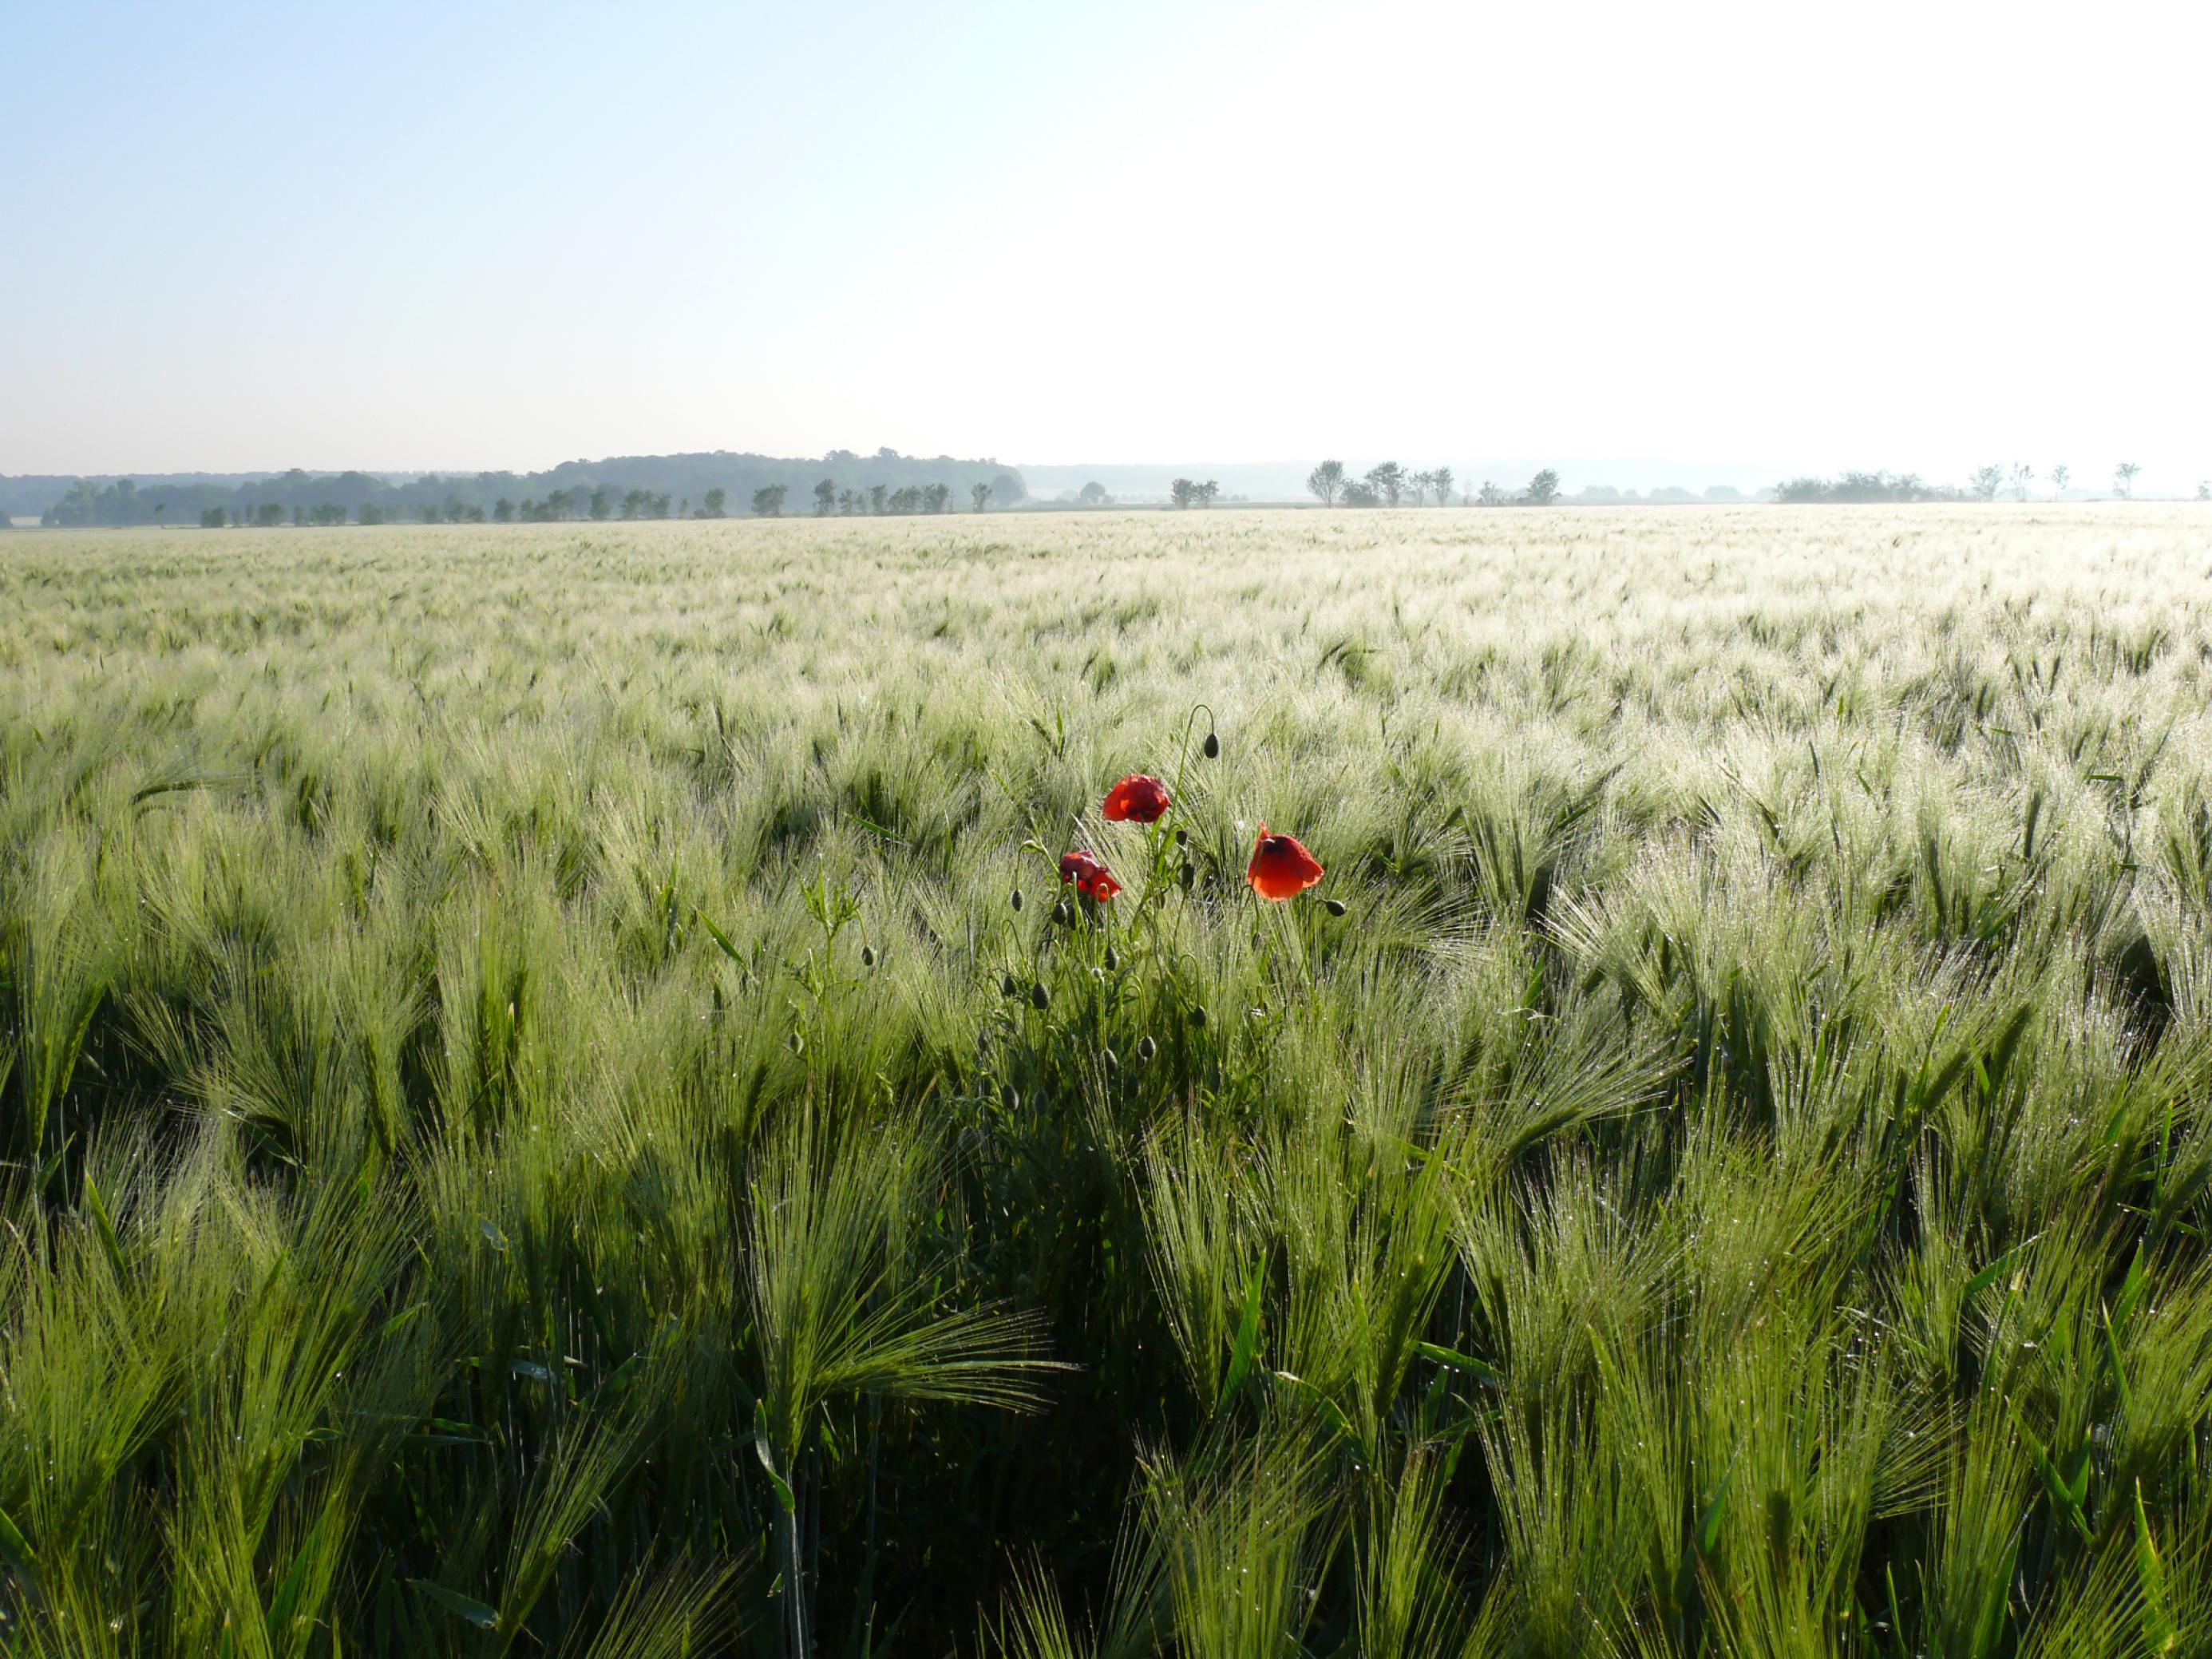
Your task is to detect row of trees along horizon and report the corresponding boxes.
[21,458,2208,527]
[24,449,1027,527]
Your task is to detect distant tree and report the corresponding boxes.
[1364,461,1405,506]
[200,506,227,529]
[1169,477,1198,509]
[620,489,647,520]
[1520,469,1561,506]
[869,484,889,515]
[1078,481,1110,506]
[971,481,992,512]
[2198,481,2210,501]
[837,489,859,515]
[2008,462,2033,502]
[257,503,286,528]
[679,497,690,518]
[652,493,673,519]
[752,485,789,517]
[1306,459,1347,506]
[702,488,728,518]
[547,489,573,520]
[813,479,836,516]
[1430,465,1454,505]
[1341,480,1382,507]
[359,504,385,526]
[1475,480,1509,506]
[1969,465,2005,502]
[2114,461,2140,498]
[589,487,611,521]
[292,506,306,526]
[1407,471,1431,507]
[988,471,1027,506]
[312,503,347,525]
[2048,464,2071,498]
[416,504,440,524]
[493,498,515,523]
[924,482,954,513]
[1195,480,1220,507]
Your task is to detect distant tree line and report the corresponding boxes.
[1305,461,1562,507]
[1775,462,2153,503]
[35,449,1027,527]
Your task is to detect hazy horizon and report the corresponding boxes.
[6,0,2209,493]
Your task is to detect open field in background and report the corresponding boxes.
[4,505,2212,1657]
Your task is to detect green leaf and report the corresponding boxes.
[753,1402,797,1514]
[1696,1463,1735,1557]
[266,1507,333,1641]
[0,1502,36,1568]
[81,1171,127,1281]
[1269,1369,1354,1445]
[478,1217,508,1252]
[1415,1340,1506,1389]
[1963,1233,2040,1301]
[410,1580,499,1630]
[1217,1257,1264,1412]
[2134,1481,2178,1654]
[2016,1410,2093,1545]
[694,906,749,970]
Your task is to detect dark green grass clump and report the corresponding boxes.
[3,506,2212,1657]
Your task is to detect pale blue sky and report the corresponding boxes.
[5,0,2208,490]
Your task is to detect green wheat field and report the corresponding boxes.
[4,505,2212,1658]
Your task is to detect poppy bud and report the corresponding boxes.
[1011,887,1023,912]
[1030,982,1051,1011]
[1137,1034,1157,1062]
[1102,1047,1118,1071]
[1324,898,1347,917]
[1180,862,1195,889]
[1189,1004,1208,1029]
[1000,1081,1019,1111]
[787,1030,805,1055]
[1103,947,1118,972]
[1174,827,1188,846]
[1001,972,1019,997]
[861,944,877,968]
[1203,731,1220,758]
[1052,900,1073,926]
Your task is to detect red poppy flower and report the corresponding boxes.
[1059,849,1122,901]
[1102,774,1172,824]
[1246,822,1324,901]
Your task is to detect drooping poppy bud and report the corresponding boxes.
[1011,887,1023,912]
[1247,822,1325,901]
[1030,982,1051,1010]
[860,944,876,968]
[1102,774,1172,824]
[1102,946,1118,972]
[1001,972,1019,998]
[1203,731,1220,758]
[1000,1081,1019,1111]
[1137,1034,1157,1062]
[1324,898,1347,917]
